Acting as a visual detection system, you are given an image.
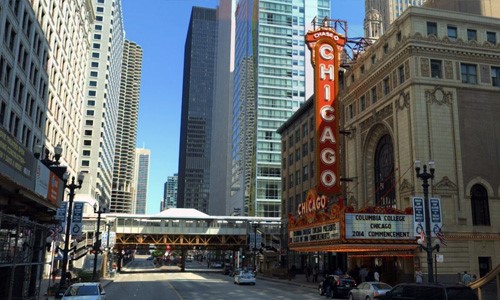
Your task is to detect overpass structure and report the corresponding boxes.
[99,208,281,252]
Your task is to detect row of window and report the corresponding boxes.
[427,21,497,44]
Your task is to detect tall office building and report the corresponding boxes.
[77,0,125,207]
[365,0,425,36]
[111,40,143,213]
[230,0,330,217]
[30,0,94,175]
[133,148,150,214]
[162,174,178,211]
[208,0,235,216]
[177,7,217,213]
[0,0,94,297]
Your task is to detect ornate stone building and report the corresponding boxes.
[279,3,500,284]
[341,5,500,280]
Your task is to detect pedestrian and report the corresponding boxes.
[359,265,368,282]
[305,265,311,282]
[415,268,424,283]
[324,275,332,298]
[313,265,319,283]
[463,271,472,285]
[334,267,343,275]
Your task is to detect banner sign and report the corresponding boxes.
[71,202,84,237]
[412,197,442,237]
[290,222,340,243]
[345,213,413,240]
[306,28,346,196]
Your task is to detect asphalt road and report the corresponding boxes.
[104,256,338,300]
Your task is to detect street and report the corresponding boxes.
[103,256,346,300]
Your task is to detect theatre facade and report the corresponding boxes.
[278,5,500,284]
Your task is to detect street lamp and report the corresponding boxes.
[59,172,84,290]
[252,222,260,272]
[92,201,108,280]
[34,143,67,179]
[415,160,440,283]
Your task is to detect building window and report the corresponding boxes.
[88,90,96,96]
[383,77,390,95]
[492,67,500,87]
[91,62,99,68]
[93,43,101,49]
[360,95,366,112]
[374,134,396,207]
[86,110,95,116]
[371,55,376,65]
[461,63,477,84]
[85,120,93,125]
[371,87,377,104]
[487,31,497,45]
[427,22,437,36]
[398,65,405,84]
[383,43,388,54]
[84,130,92,136]
[92,52,100,58]
[96,7,104,13]
[90,71,98,77]
[430,60,442,78]
[467,29,477,41]
[302,165,308,181]
[83,140,91,146]
[471,184,490,226]
[348,104,354,119]
[447,25,457,40]
[295,129,300,143]
[83,150,91,156]
[89,81,97,87]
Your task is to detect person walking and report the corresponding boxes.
[415,268,424,283]
[313,265,319,283]
[305,265,311,282]
[463,271,472,285]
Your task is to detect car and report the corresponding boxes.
[349,282,392,300]
[319,274,357,298]
[146,256,154,260]
[211,261,223,268]
[234,270,256,285]
[373,282,478,300]
[185,256,193,262]
[61,282,107,300]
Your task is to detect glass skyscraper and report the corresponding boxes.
[177,7,218,213]
[230,0,330,217]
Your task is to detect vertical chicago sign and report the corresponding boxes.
[306,27,346,196]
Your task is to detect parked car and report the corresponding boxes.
[349,282,392,300]
[373,283,478,300]
[210,261,223,268]
[234,270,256,285]
[319,274,357,298]
[61,282,106,300]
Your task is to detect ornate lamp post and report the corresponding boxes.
[415,160,440,283]
[92,201,108,280]
[59,172,84,290]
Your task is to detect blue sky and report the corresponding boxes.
[121,0,365,214]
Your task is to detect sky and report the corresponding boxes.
[121,0,365,214]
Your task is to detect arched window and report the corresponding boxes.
[374,134,396,207]
[471,184,490,226]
